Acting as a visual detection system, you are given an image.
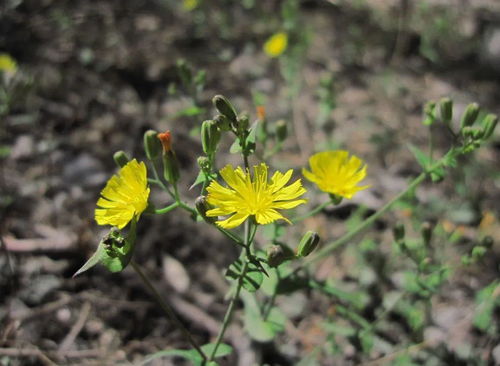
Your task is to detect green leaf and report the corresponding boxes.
[72,240,106,277]
[229,138,242,154]
[200,343,233,360]
[407,144,430,170]
[359,329,374,353]
[473,281,500,333]
[174,105,205,118]
[241,291,285,342]
[225,259,263,292]
[189,171,217,190]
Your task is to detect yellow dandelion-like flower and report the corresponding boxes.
[302,150,370,199]
[95,159,150,229]
[0,53,17,73]
[264,32,288,58]
[206,163,307,229]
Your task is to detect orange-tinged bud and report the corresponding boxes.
[256,106,266,121]
[158,130,172,153]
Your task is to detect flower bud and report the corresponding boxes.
[421,221,433,247]
[197,156,211,173]
[482,113,498,139]
[214,114,232,131]
[256,106,266,121]
[213,95,237,122]
[158,131,180,184]
[461,126,473,138]
[393,222,405,243]
[195,196,216,224]
[423,101,436,126]
[237,113,249,132]
[144,129,162,159]
[201,120,221,155]
[267,245,292,267]
[296,231,320,257]
[460,103,480,129]
[439,97,453,124]
[275,120,287,142]
[113,150,130,168]
[471,128,484,140]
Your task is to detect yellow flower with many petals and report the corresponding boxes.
[95,159,150,229]
[264,32,288,58]
[206,163,307,229]
[302,151,369,199]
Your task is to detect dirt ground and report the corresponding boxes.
[1,1,499,365]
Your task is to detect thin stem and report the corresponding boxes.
[291,201,331,223]
[172,183,198,217]
[130,261,206,361]
[295,171,428,272]
[151,161,174,198]
[154,202,179,215]
[209,221,252,361]
[216,227,245,247]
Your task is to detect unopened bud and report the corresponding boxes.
[113,150,130,168]
[423,101,437,126]
[144,129,162,159]
[421,221,433,247]
[197,156,211,173]
[460,103,480,129]
[266,245,293,267]
[213,95,237,122]
[201,120,221,155]
[195,196,216,224]
[439,97,453,124]
[276,120,287,142]
[237,113,249,132]
[471,128,484,140]
[461,126,473,138]
[158,131,180,184]
[393,222,405,243]
[158,130,172,153]
[482,114,498,139]
[214,114,232,131]
[296,231,320,257]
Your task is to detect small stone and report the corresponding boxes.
[11,135,34,159]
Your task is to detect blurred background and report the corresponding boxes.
[1,0,499,365]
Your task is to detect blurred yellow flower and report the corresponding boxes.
[302,151,369,199]
[264,32,288,58]
[182,0,199,11]
[206,163,306,229]
[95,159,150,229]
[0,53,17,73]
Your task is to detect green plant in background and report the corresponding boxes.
[75,92,498,365]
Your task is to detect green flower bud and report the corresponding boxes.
[421,221,433,247]
[237,113,249,132]
[113,150,130,168]
[144,129,162,159]
[482,113,498,139]
[195,196,216,224]
[296,231,320,257]
[439,97,453,124]
[275,119,287,142]
[423,101,437,126]
[213,95,237,122]
[393,222,405,243]
[461,126,473,138]
[201,120,221,155]
[214,114,232,131]
[162,151,180,184]
[267,245,286,267]
[460,103,480,129]
[471,128,484,140]
[197,156,211,173]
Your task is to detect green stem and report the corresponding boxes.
[295,171,429,271]
[209,221,252,361]
[291,201,331,223]
[151,161,174,198]
[130,261,206,362]
[216,227,245,247]
[172,183,198,217]
[154,202,179,214]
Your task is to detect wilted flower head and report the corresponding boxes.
[264,32,288,58]
[157,130,172,153]
[206,163,307,229]
[95,159,150,229]
[302,150,369,199]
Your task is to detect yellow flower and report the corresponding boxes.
[206,163,307,229]
[95,159,150,229]
[264,32,288,58]
[0,53,17,73]
[302,151,369,199]
[182,0,199,11]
